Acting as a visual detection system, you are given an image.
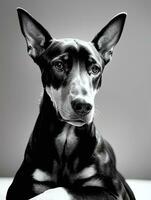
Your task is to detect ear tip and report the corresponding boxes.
[120,12,127,17]
[17,7,24,13]
[16,7,31,35]
[16,7,29,17]
[117,12,127,20]
[16,7,22,16]
[111,12,127,26]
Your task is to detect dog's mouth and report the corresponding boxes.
[57,111,87,126]
[65,119,86,127]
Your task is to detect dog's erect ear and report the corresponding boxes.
[17,8,52,58]
[92,13,127,64]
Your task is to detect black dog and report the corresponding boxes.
[7,8,135,200]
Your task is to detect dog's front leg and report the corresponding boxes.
[29,187,118,200]
[29,187,73,200]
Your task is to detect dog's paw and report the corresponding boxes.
[29,187,73,200]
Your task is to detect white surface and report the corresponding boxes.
[127,179,151,199]
[0,178,13,200]
[0,178,151,200]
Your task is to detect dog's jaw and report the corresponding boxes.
[64,120,86,127]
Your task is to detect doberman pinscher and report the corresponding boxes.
[7,8,135,200]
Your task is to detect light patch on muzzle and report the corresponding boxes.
[46,85,73,120]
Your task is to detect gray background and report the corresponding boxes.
[0,0,151,179]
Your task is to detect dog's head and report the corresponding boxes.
[17,8,126,126]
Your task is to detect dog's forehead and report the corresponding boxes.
[47,38,101,62]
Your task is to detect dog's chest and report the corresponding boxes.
[55,124,78,157]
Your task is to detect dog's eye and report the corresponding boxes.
[54,61,64,72]
[89,64,101,75]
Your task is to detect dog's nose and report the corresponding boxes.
[71,99,92,116]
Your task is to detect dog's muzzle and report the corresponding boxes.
[57,99,93,126]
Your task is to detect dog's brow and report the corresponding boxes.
[52,53,69,61]
[88,56,97,64]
